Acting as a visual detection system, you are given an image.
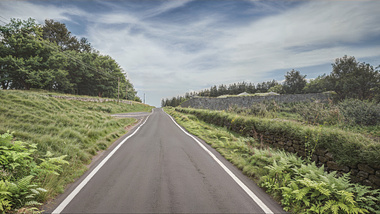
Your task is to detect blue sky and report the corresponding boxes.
[1,0,380,107]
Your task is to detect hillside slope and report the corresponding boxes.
[0,90,153,202]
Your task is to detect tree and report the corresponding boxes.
[0,18,53,90]
[283,69,307,94]
[210,85,218,97]
[329,55,379,100]
[42,19,92,52]
[303,74,333,94]
[218,84,228,96]
[256,80,278,93]
[372,66,380,102]
[268,84,284,94]
[0,17,141,101]
[247,82,256,94]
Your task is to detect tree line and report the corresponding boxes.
[162,55,380,107]
[0,18,141,101]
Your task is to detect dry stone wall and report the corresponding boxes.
[178,93,380,189]
[50,95,133,104]
[261,134,380,189]
[181,93,330,110]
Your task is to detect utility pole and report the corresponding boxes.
[117,77,120,103]
[144,93,146,104]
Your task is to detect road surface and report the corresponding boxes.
[49,108,285,213]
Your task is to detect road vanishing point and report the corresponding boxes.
[48,108,285,213]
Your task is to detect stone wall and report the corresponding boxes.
[181,93,330,110]
[50,95,133,104]
[261,134,380,189]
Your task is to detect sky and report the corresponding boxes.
[1,0,380,107]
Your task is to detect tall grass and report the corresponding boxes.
[174,107,380,167]
[227,99,380,139]
[0,90,153,202]
[164,107,380,214]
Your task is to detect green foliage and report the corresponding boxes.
[290,101,343,125]
[174,107,380,167]
[0,131,37,180]
[161,80,278,107]
[0,131,70,212]
[166,108,380,213]
[7,175,47,209]
[329,55,379,101]
[42,19,92,52]
[339,99,380,126]
[348,184,380,214]
[263,156,377,213]
[0,18,141,101]
[37,151,69,176]
[277,170,367,214]
[0,90,152,211]
[0,180,11,213]
[303,74,334,94]
[268,84,284,94]
[283,69,307,94]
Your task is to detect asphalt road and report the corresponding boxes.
[50,108,285,213]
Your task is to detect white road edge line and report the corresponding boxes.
[52,113,152,214]
[164,109,274,214]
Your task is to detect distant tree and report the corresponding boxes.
[268,84,284,94]
[372,66,380,102]
[283,69,307,94]
[329,55,379,100]
[210,85,218,97]
[228,83,238,95]
[237,82,247,94]
[246,82,256,94]
[218,84,228,96]
[256,80,278,93]
[303,74,333,93]
[161,99,165,107]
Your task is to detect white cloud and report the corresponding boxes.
[223,1,380,68]
[1,0,380,106]
[76,1,380,106]
[0,1,87,24]
[140,0,192,19]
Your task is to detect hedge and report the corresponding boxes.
[175,107,380,168]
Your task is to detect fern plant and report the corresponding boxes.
[7,175,47,209]
[281,177,368,214]
[0,180,11,213]
[348,184,380,214]
[0,131,68,212]
[257,149,375,213]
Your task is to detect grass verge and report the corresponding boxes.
[174,107,380,168]
[0,90,153,211]
[164,107,380,214]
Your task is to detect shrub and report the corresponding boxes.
[167,108,380,213]
[0,131,68,212]
[339,99,380,126]
[260,154,379,214]
[175,107,380,166]
[289,101,343,125]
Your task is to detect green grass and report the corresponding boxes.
[0,90,153,201]
[164,107,380,214]
[228,100,380,140]
[174,107,380,168]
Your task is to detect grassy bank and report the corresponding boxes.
[174,107,379,168]
[0,90,153,211]
[164,107,380,213]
